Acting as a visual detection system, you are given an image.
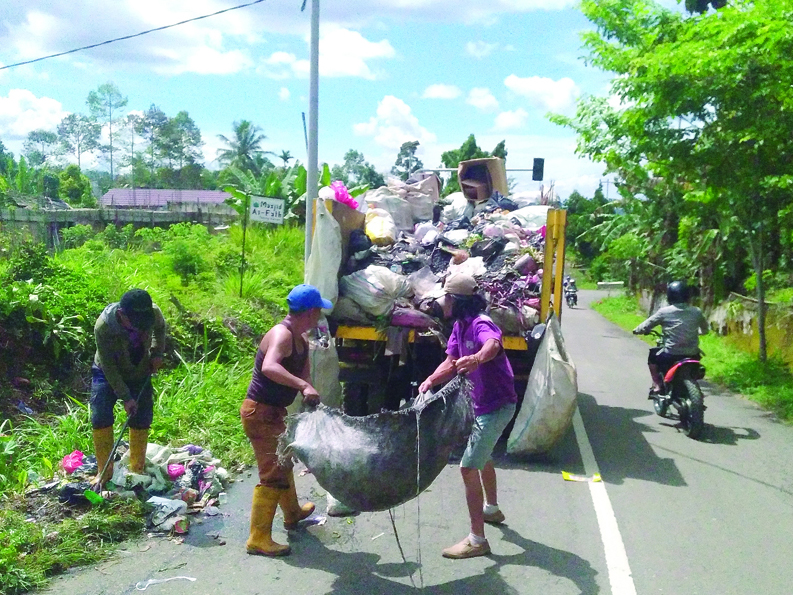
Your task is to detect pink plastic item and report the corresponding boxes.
[331,181,359,210]
[167,464,186,480]
[61,450,84,473]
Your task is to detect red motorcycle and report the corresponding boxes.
[648,331,707,439]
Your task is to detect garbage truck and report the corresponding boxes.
[309,157,567,416]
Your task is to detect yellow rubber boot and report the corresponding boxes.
[280,471,315,530]
[128,428,149,474]
[247,485,291,556]
[92,427,115,484]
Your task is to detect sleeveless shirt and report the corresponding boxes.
[245,320,309,407]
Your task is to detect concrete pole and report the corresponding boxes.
[304,0,319,265]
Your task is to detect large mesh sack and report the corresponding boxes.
[507,314,578,455]
[278,376,474,511]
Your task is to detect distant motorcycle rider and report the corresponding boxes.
[633,281,708,395]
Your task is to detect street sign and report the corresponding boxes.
[249,196,285,224]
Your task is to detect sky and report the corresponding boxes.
[0,0,631,200]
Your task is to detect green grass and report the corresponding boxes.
[0,222,306,592]
[0,500,145,595]
[592,293,793,421]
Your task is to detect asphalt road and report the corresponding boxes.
[45,290,793,595]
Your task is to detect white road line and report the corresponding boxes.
[573,407,638,595]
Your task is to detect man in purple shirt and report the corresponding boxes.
[420,272,517,559]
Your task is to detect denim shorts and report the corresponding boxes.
[90,365,153,430]
[460,402,517,470]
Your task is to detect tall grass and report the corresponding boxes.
[592,293,793,421]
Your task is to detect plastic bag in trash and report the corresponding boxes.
[339,265,412,317]
[147,496,189,529]
[59,482,91,504]
[365,208,397,246]
[60,450,84,474]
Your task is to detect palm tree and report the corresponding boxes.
[277,150,293,167]
[217,120,269,174]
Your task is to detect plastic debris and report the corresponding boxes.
[135,576,196,591]
[167,464,185,480]
[16,400,34,415]
[562,471,602,483]
[60,450,84,473]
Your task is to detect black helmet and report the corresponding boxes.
[667,281,689,304]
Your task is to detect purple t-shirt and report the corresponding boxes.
[446,314,517,416]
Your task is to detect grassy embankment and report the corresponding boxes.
[592,294,793,422]
[0,222,304,594]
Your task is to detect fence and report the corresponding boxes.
[0,207,239,248]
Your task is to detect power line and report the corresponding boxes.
[0,0,268,72]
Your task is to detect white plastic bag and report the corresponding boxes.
[305,198,342,310]
[309,315,342,409]
[507,314,578,455]
[365,187,414,231]
[509,205,552,231]
[339,265,412,317]
[388,175,439,222]
[442,192,473,222]
[364,208,397,246]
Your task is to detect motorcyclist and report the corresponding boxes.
[632,281,708,395]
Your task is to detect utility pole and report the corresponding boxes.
[304,0,319,264]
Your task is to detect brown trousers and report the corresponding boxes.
[240,399,292,490]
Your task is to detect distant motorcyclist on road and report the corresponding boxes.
[632,281,709,395]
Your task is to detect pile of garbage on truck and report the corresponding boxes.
[324,158,553,335]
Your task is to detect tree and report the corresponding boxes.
[15,156,33,194]
[86,82,128,179]
[57,114,100,168]
[160,111,203,169]
[332,149,385,189]
[217,120,269,174]
[136,105,168,183]
[391,141,423,181]
[23,130,59,167]
[277,150,293,167]
[556,0,793,361]
[119,113,142,186]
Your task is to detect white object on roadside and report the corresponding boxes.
[135,576,196,591]
[507,314,578,455]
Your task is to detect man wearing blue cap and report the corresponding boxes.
[240,284,332,556]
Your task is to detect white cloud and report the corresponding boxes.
[279,87,291,101]
[466,88,499,111]
[0,89,67,144]
[504,74,580,112]
[259,51,305,79]
[3,2,262,76]
[353,95,436,150]
[422,84,462,100]
[258,27,394,80]
[465,41,497,59]
[494,108,528,131]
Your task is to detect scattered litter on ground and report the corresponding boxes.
[135,576,196,591]
[561,471,602,483]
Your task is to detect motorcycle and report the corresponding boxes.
[564,286,578,308]
[647,330,707,439]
